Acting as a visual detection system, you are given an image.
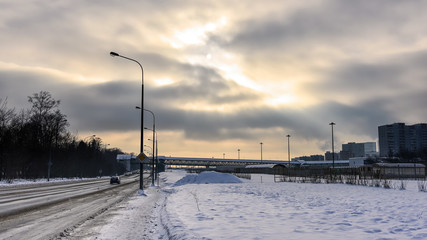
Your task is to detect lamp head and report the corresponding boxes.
[110,51,120,57]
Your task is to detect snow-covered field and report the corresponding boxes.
[80,170,427,240]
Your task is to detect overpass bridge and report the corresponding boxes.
[118,154,292,172]
[158,156,290,169]
[118,154,349,172]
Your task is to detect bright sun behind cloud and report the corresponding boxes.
[265,94,298,106]
[161,15,304,109]
[153,77,175,86]
[162,16,227,48]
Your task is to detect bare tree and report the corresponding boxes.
[0,98,15,180]
[28,91,62,149]
[27,91,69,178]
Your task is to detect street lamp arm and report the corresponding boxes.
[143,109,155,126]
[110,52,144,84]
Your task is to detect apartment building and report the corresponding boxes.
[378,123,427,157]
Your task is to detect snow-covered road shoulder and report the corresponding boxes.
[68,186,162,240]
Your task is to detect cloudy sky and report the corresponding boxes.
[1,0,427,160]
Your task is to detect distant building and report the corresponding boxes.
[325,151,339,161]
[339,150,352,160]
[340,142,377,159]
[294,154,324,161]
[409,124,427,153]
[378,123,427,157]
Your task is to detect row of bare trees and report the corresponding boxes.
[0,91,126,180]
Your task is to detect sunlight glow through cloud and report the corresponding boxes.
[265,94,298,106]
[162,16,227,48]
[160,15,302,108]
[153,77,175,86]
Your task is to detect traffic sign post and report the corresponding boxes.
[137,152,148,163]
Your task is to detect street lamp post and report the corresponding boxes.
[329,122,336,169]
[260,142,263,162]
[155,132,159,186]
[286,135,291,168]
[110,51,145,194]
[238,149,240,160]
[142,108,155,187]
[145,133,155,186]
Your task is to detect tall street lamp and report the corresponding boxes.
[238,149,240,160]
[110,51,145,195]
[144,130,156,185]
[286,135,291,168]
[153,131,159,185]
[142,108,156,187]
[260,142,263,163]
[329,122,336,169]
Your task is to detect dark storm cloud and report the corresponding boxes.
[307,50,427,125]
[0,69,139,132]
[319,50,427,92]
[214,1,427,61]
[0,66,327,143]
[152,97,394,143]
[147,64,261,106]
[0,69,65,107]
[0,63,403,145]
[306,101,392,137]
[0,62,264,134]
[59,81,142,131]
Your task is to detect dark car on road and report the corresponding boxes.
[110,176,120,184]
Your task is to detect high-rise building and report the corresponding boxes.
[412,124,427,153]
[378,123,427,157]
[341,142,377,159]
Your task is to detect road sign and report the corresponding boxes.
[137,152,148,162]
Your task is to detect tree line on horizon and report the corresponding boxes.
[0,91,126,181]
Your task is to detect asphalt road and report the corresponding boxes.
[0,174,149,240]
